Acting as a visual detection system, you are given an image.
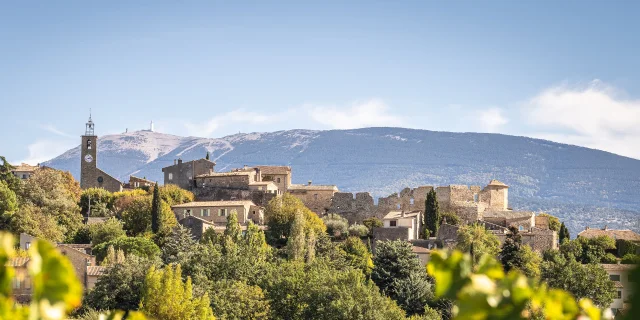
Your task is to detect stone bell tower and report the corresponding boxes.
[80,113,98,189]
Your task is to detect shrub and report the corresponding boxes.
[601,253,618,264]
[323,214,349,239]
[348,224,369,237]
[621,254,640,264]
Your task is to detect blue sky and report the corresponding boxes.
[2,1,640,163]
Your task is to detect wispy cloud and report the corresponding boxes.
[477,108,509,133]
[306,99,404,129]
[41,124,75,138]
[17,139,77,165]
[183,109,283,137]
[525,80,640,159]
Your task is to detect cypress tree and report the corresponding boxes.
[424,189,440,238]
[205,151,210,160]
[151,182,161,233]
[286,210,307,261]
[559,222,570,243]
[224,210,241,242]
[500,226,523,272]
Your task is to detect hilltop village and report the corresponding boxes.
[3,117,638,318]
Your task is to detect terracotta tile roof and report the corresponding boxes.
[87,266,108,276]
[578,229,640,242]
[601,264,638,271]
[288,184,338,191]
[383,210,421,220]
[12,163,38,172]
[6,257,29,267]
[256,166,291,175]
[172,201,257,208]
[487,179,508,187]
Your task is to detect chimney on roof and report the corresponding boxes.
[174,159,177,165]
[178,158,183,164]
[401,211,405,218]
[603,225,608,230]
[244,165,248,170]
[308,180,312,186]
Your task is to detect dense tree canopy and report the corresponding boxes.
[264,193,325,244]
[93,236,161,262]
[455,223,501,265]
[500,226,541,278]
[89,217,126,246]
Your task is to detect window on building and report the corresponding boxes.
[168,173,173,180]
[410,198,414,205]
[518,225,524,231]
[610,274,621,281]
[201,209,210,217]
[258,186,263,191]
[22,174,27,179]
[617,291,622,299]
[277,178,281,183]
[87,139,92,149]
[218,208,227,217]
[25,242,30,250]
[390,220,397,227]
[186,209,192,216]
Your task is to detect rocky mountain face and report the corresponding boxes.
[44,127,640,235]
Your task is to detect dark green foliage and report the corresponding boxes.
[390,271,435,316]
[559,236,616,264]
[205,152,210,160]
[363,217,383,235]
[150,183,160,233]
[84,255,159,311]
[621,254,640,264]
[209,280,270,320]
[616,239,639,257]
[79,188,115,216]
[500,226,541,278]
[541,250,616,308]
[93,236,161,262]
[89,217,126,246]
[340,236,373,276]
[70,225,92,244]
[424,189,439,238]
[601,253,618,264]
[161,225,196,265]
[439,212,460,226]
[558,222,570,243]
[0,156,20,192]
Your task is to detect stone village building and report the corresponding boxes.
[7,233,107,302]
[10,163,39,180]
[80,115,124,193]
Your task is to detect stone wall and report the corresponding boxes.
[437,223,460,241]
[196,174,253,190]
[162,159,215,190]
[289,189,336,216]
[373,227,410,242]
[193,187,277,207]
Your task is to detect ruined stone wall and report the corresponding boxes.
[193,187,277,207]
[437,223,460,241]
[289,189,335,216]
[196,174,253,190]
[479,187,508,211]
[494,229,557,252]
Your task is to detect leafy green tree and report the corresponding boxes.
[151,182,161,233]
[161,225,196,265]
[538,213,560,232]
[224,210,241,242]
[541,250,616,308]
[159,184,195,206]
[363,217,383,235]
[340,236,373,276]
[79,188,115,216]
[455,223,500,265]
[18,168,83,241]
[93,236,161,262]
[121,196,177,236]
[560,236,616,264]
[70,224,92,244]
[286,210,307,261]
[261,260,407,320]
[558,222,569,243]
[89,217,126,246]
[616,239,639,257]
[500,226,541,278]
[424,189,440,238]
[391,271,436,316]
[9,203,65,242]
[0,180,18,216]
[140,264,215,320]
[210,280,270,320]
[621,254,640,264]
[264,193,325,244]
[0,156,20,192]
[102,245,126,265]
[372,240,423,294]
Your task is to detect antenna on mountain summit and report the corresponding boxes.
[150,121,154,132]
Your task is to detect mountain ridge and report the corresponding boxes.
[44,127,640,235]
